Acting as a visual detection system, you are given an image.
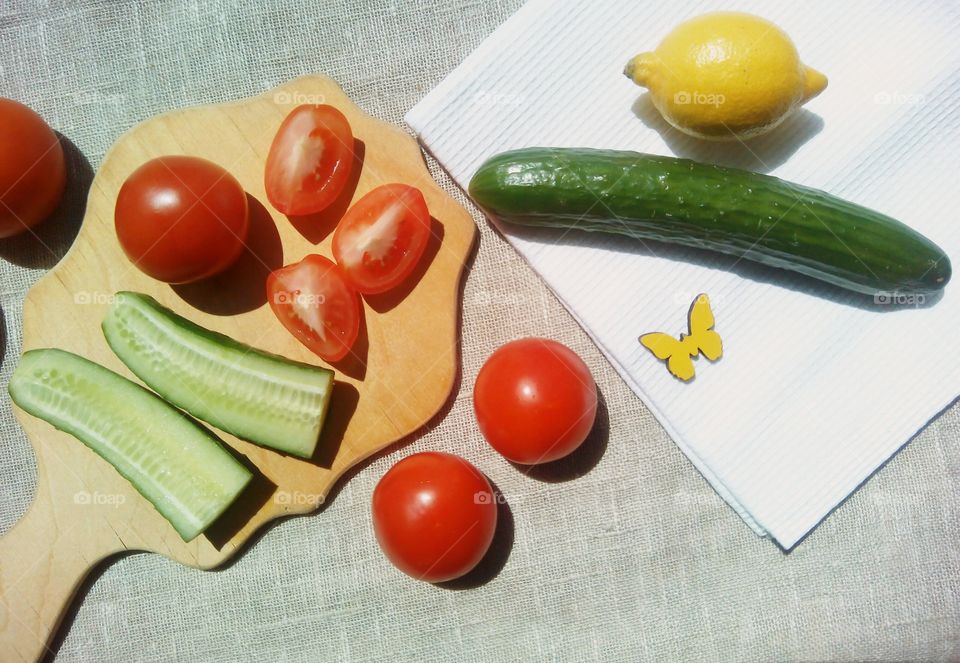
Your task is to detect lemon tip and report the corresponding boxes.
[623,53,653,87]
[802,66,828,101]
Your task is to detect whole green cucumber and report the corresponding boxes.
[468,148,951,296]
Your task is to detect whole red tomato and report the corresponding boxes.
[115,156,249,283]
[474,338,597,465]
[0,98,66,238]
[372,452,497,583]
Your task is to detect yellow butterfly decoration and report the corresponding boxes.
[639,294,722,381]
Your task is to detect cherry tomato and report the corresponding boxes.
[266,254,360,362]
[372,452,497,583]
[264,104,354,216]
[332,184,431,294]
[0,98,66,239]
[474,338,598,465]
[115,156,249,283]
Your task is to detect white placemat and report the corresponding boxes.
[406,0,960,548]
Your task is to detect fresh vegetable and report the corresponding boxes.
[469,148,952,296]
[115,155,249,283]
[267,255,361,362]
[264,104,354,216]
[332,184,431,294]
[9,349,251,541]
[372,452,497,583]
[0,98,66,238]
[474,338,597,465]
[624,12,827,140]
[102,292,334,459]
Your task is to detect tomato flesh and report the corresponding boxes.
[267,254,360,362]
[264,104,354,216]
[372,452,497,583]
[0,98,66,239]
[115,156,249,284]
[332,184,431,294]
[474,338,598,465]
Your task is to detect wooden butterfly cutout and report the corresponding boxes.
[639,294,722,381]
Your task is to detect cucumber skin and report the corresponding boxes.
[9,349,252,541]
[468,148,951,295]
[102,292,334,459]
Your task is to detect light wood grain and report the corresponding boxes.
[0,76,475,662]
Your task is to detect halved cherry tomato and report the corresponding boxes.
[264,104,354,216]
[115,156,249,284]
[0,98,66,239]
[266,254,360,362]
[372,452,497,583]
[332,183,431,294]
[474,338,598,465]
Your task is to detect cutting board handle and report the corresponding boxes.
[0,482,122,662]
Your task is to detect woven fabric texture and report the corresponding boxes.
[0,1,957,661]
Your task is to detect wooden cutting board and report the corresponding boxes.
[0,76,476,662]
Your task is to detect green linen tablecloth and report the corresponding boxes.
[0,1,957,661]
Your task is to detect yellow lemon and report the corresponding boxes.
[624,12,827,140]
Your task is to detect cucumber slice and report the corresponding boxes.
[102,292,334,459]
[9,349,252,541]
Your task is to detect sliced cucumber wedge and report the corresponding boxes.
[9,349,252,541]
[102,292,334,459]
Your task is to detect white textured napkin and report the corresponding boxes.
[406,0,960,548]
